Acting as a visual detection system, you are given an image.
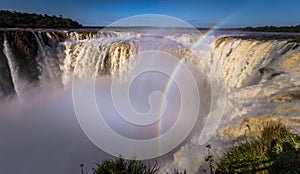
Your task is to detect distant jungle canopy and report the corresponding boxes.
[239,25,300,33]
[0,10,82,28]
[0,10,299,32]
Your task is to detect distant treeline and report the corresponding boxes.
[0,10,82,28]
[235,25,300,33]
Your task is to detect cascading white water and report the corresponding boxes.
[0,30,299,174]
[60,34,138,86]
[2,33,24,97]
[29,31,212,89]
[32,31,62,87]
[187,37,300,92]
[31,31,140,87]
[160,36,300,174]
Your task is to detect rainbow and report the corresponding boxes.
[157,19,229,157]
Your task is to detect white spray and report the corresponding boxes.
[2,33,24,97]
[32,31,62,87]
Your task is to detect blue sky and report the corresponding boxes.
[1,0,300,27]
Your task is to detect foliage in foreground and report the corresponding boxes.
[87,123,300,174]
[91,157,159,174]
[216,123,300,173]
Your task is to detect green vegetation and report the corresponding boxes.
[86,124,300,174]
[90,157,159,174]
[239,25,300,33]
[0,10,82,28]
[220,25,300,33]
[216,123,300,173]
[86,157,189,174]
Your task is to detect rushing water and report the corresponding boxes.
[0,29,299,174]
[2,33,24,97]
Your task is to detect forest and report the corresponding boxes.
[237,25,300,33]
[0,10,82,28]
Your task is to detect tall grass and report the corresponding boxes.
[91,156,159,174]
[216,123,300,173]
[86,123,299,174]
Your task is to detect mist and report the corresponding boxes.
[0,58,211,174]
[0,86,113,174]
[0,22,213,173]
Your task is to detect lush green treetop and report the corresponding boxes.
[0,10,82,28]
[239,25,300,33]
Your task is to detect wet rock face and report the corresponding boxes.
[15,36,36,58]
[0,30,40,97]
[7,31,39,82]
[5,31,38,59]
[0,44,15,98]
[0,33,3,46]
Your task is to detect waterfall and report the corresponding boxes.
[32,31,62,87]
[31,31,138,87]
[2,33,24,97]
[61,37,138,86]
[1,30,299,96]
[0,29,300,174]
[205,37,300,92]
